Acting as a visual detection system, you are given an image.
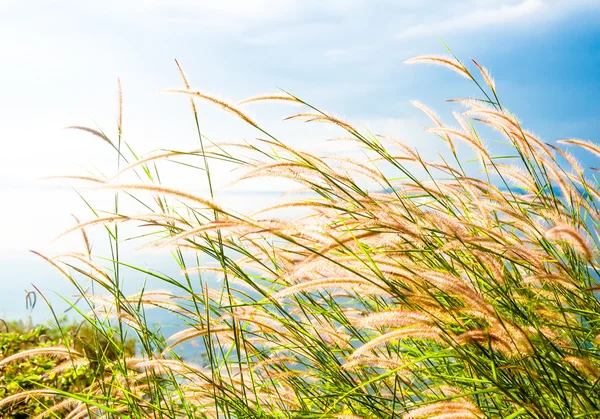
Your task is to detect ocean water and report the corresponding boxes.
[0,185,287,326]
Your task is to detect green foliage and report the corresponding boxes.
[0,320,135,418]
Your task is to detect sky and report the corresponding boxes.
[0,0,599,318]
[2,0,599,185]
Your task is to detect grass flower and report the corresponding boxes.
[6,49,600,419]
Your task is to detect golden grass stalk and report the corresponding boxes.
[411,100,456,153]
[42,175,107,184]
[163,326,232,353]
[238,94,302,105]
[164,89,257,127]
[31,399,80,419]
[349,327,444,361]
[428,127,490,160]
[557,138,600,158]
[403,400,485,419]
[545,224,593,261]
[471,58,496,93]
[174,58,198,116]
[65,126,113,146]
[28,250,75,285]
[97,183,225,212]
[0,347,81,369]
[0,390,60,408]
[71,215,92,258]
[404,55,471,80]
[357,310,437,329]
[111,149,200,180]
[563,356,600,380]
[273,278,384,299]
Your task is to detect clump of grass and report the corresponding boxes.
[5,51,600,418]
[0,320,135,418]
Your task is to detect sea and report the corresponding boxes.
[0,185,287,328]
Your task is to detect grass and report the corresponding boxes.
[3,51,600,418]
[0,320,135,418]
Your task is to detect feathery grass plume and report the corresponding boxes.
[227,306,289,333]
[557,138,600,158]
[422,272,493,315]
[174,58,193,96]
[28,250,76,286]
[494,164,539,192]
[111,149,201,180]
[471,58,496,93]
[52,215,129,241]
[342,353,407,370]
[522,274,578,290]
[404,54,471,79]
[0,347,82,369]
[313,321,352,349]
[545,224,593,261]
[132,358,211,378]
[547,143,586,182]
[411,100,456,153]
[164,89,258,127]
[65,126,113,146]
[542,160,578,203]
[95,310,140,329]
[403,399,485,419]
[52,213,186,246]
[454,329,514,356]
[42,175,107,184]
[107,297,189,315]
[43,358,90,378]
[238,93,302,105]
[163,326,232,353]
[428,126,490,160]
[563,356,600,380]
[154,220,241,249]
[0,390,61,409]
[274,277,386,299]
[31,399,80,419]
[284,111,359,133]
[71,215,92,258]
[376,134,421,161]
[332,156,391,186]
[232,161,334,186]
[51,252,112,284]
[462,105,547,156]
[349,327,445,361]
[97,183,225,212]
[357,310,438,329]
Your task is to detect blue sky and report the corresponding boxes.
[0,0,599,252]
[0,0,599,320]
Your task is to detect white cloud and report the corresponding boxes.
[1,0,598,256]
[61,0,367,35]
[396,0,599,39]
